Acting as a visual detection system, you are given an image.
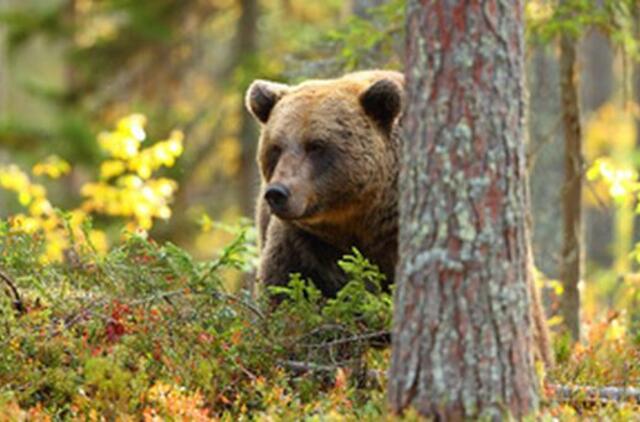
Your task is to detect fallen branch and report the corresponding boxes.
[299,330,390,349]
[0,269,25,315]
[278,361,640,406]
[277,359,384,382]
[212,290,265,320]
[129,288,265,320]
[549,384,640,404]
[279,359,340,374]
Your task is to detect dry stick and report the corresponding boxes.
[62,298,108,330]
[550,384,640,404]
[128,287,265,320]
[0,269,25,314]
[212,290,265,320]
[279,360,640,405]
[51,288,263,339]
[299,330,390,349]
[278,360,384,382]
[279,360,343,373]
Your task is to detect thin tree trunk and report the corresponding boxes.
[634,5,640,152]
[161,1,259,243]
[236,0,260,297]
[559,28,583,342]
[389,1,538,419]
[632,0,640,275]
[527,45,564,279]
[581,29,616,271]
[237,0,259,217]
[0,0,8,118]
[581,29,613,112]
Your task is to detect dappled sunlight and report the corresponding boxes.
[0,0,639,419]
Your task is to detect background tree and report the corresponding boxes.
[527,0,639,341]
[635,6,640,159]
[559,3,584,342]
[2,0,640,419]
[389,1,538,419]
[0,0,348,256]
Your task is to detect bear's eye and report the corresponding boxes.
[265,145,282,174]
[267,145,282,158]
[305,140,327,155]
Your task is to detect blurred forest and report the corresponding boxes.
[1,0,638,325]
[0,0,403,260]
[1,0,640,418]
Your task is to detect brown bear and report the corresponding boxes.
[245,70,404,299]
[245,70,553,366]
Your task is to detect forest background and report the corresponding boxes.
[1,0,640,419]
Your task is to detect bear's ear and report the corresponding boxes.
[245,80,290,124]
[359,78,404,133]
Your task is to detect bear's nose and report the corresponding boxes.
[265,184,290,212]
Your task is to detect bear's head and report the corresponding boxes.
[246,71,404,227]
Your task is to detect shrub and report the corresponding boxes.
[0,222,391,419]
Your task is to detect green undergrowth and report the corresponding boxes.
[0,221,392,420]
[0,220,639,420]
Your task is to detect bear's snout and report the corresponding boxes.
[264,183,290,214]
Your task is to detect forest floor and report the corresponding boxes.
[1,226,639,420]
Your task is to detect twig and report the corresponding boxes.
[584,178,611,212]
[277,359,384,381]
[527,118,562,172]
[549,384,640,404]
[129,289,186,306]
[289,324,352,343]
[126,287,265,320]
[0,269,25,315]
[212,290,265,320]
[63,298,105,330]
[236,362,258,381]
[299,330,390,349]
[278,359,339,373]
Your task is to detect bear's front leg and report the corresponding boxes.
[258,219,345,304]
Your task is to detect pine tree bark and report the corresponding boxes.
[389,1,539,419]
[559,27,583,342]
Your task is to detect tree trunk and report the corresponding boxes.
[581,29,615,271]
[559,28,583,342]
[580,29,613,113]
[634,5,640,160]
[0,0,8,119]
[237,0,260,217]
[389,1,538,419]
[527,45,564,279]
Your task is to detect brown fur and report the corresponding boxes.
[246,70,552,366]
[247,70,403,298]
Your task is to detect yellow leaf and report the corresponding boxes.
[32,155,71,179]
[18,191,31,206]
[117,113,147,141]
[29,198,53,216]
[547,315,563,328]
[100,160,126,179]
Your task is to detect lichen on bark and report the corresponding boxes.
[389,0,539,419]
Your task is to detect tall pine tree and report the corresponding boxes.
[389,1,539,418]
